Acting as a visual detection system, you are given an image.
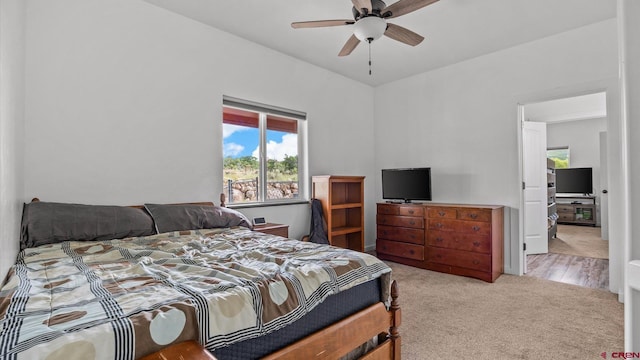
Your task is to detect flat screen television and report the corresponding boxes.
[556,167,593,195]
[382,168,432,203]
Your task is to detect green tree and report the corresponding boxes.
[224,156,258,171]
[551,157,569,169]
[282,155,297,174]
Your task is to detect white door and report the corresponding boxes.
[523,121,548,256]
[599,131,609,240]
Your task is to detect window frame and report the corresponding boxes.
[222,96,308,208]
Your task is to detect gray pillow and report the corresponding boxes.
[144,203,252,234]
[20,201,156,249]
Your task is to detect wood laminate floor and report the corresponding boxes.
[526,225,609,290]
[526,253,609,290]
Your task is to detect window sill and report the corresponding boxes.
[226,200,309,209]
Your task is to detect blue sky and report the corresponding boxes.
[223,124,297,160]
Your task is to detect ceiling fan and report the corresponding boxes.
[291,0,439,57]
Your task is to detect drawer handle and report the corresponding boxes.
[436,254,442,259]
[468,213,478,219]
[410,235,416,239]
[381,218,387,224]
[435,237,444,242]
[409,220,415,225]
[408,210,414,214]
[473,260,480,265]
[409,250,415,255]
[436,223,444,229]
[473,241,481,247]
[438,211,446,217]
[382,231,388,235]
[472,226,480,232]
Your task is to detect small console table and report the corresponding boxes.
[556,195,597,226]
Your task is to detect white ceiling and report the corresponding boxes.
[526,92,607,124]
[144,0,616,86]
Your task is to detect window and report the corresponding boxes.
[547,147,570,169]
[222,96,306,205]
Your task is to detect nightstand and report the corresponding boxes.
[253,223,289,238]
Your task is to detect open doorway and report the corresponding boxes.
[521,92,609,290]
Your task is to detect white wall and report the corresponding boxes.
[0,0,26,279]
[373,19,618,274]
[23,0,376,246]
[547,117,607,225]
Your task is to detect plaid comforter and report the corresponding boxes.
[0,227,390,359]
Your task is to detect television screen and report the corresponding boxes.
[382,168,432,202]
[556,167,593,194]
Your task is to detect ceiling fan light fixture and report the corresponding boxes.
[353,16,387,42]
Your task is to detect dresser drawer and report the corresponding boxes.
[427,207,457,219]
[427,247,491,272]
[377,215,424,229]
[427,231,491,253]
[377,239,424,260]
[377,225,424,245]
[377,204,400,215]
[399,206,424,217]
[427,219,491,236]
[457,209,491,222]
[378,204,423,217]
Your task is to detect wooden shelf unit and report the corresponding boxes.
[312,176,365,252]
[547,159,558,240]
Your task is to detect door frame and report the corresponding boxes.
[515,78,626,300]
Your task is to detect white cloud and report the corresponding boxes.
[223,124,248,139]
[224,143,244,157]
[252,133,298,161]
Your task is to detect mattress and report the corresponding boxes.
[212,277,382,359]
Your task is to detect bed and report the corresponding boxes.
[0,199,400,359]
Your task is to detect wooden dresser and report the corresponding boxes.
[376,203,504,282]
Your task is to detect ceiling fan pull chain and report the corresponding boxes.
[368,38,372,75]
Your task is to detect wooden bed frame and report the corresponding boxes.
[29,197,402,359]
[262,281,401,360]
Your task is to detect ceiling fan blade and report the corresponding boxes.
[384,23,424,46]
[291,20,355,29]
[338,34,360,56]
[352,0,373,14]
[382,0,439,19]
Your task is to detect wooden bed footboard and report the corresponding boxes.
[263,280,401,360]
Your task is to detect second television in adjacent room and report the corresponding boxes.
[382,167,432,203]
[556,167,593,195]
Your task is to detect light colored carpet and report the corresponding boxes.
[389,262,623,360]
[549,225,608,259]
